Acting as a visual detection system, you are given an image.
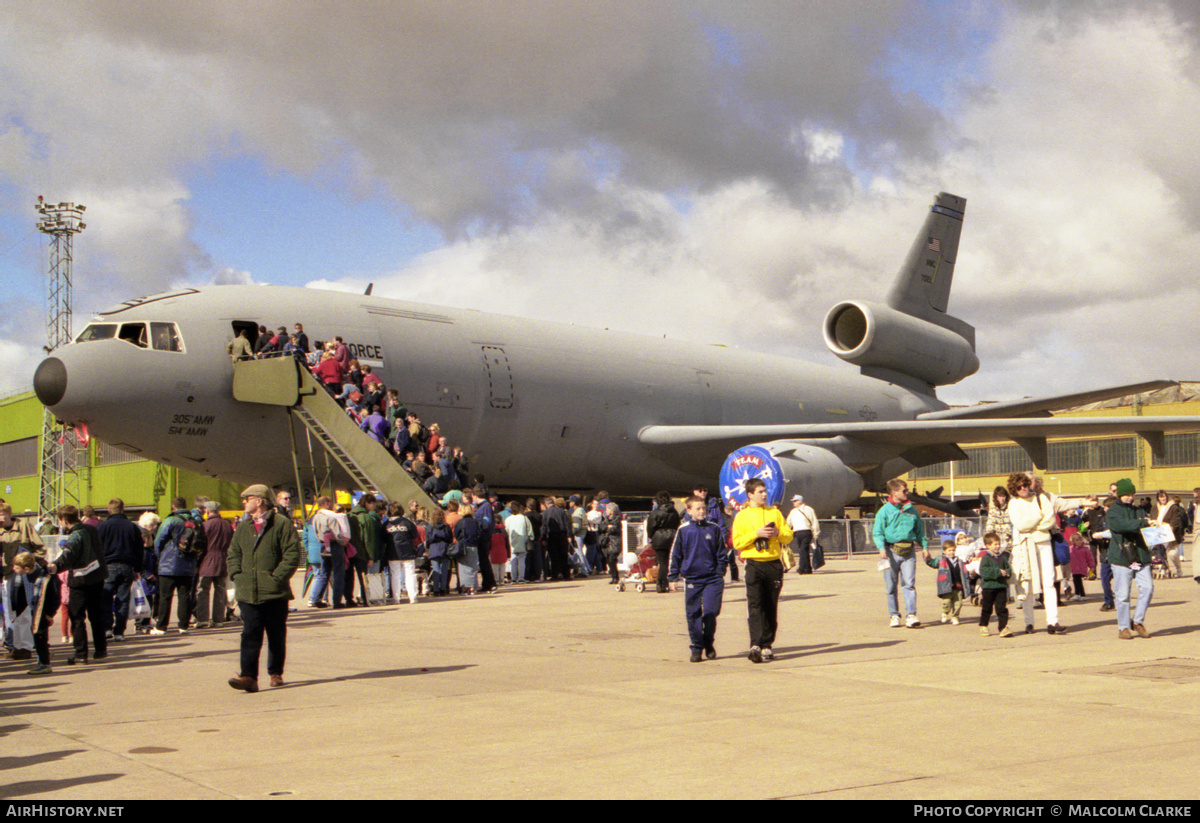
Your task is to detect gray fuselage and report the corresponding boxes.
[36,285,946,496]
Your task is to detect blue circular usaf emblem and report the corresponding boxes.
[719,445,786,508]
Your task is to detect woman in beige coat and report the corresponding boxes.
[1006,472,1069,635]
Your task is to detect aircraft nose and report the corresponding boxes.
[34,357,67,407]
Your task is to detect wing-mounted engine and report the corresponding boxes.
[823,300,979,389]
[720,441,864,516]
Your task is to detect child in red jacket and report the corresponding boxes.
[1068,531,1096,600]
[489,526,511,585]
[923,539,967,625]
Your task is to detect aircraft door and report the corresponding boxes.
[481,346,514,410]
[231,321,260,350]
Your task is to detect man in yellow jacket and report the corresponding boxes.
[731,478,793,663]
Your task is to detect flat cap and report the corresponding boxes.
[240,483,272,500]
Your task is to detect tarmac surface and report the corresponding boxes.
[3,552,1199,800]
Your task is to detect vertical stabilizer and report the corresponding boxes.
[823,192,979,392]
[884,192,972,344]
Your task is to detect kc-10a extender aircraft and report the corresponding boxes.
[32,193,1198,514]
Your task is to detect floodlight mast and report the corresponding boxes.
[35,197,86,351]
[35,196,88,521]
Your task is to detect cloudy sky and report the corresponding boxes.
[1,1,1198,405]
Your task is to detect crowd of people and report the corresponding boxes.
[0,496,240,675]
[301,487,642,605]
[230,322,473,497]
[0,481,668,683]
[876,472,1198,643]
[3,468,1197,680]
[0,319,1189,690]
[634,470,1199,663]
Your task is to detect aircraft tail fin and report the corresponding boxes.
[884,191,973,343]
[823,192,978,391]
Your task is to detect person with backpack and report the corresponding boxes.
[645,491,681,593]
[309,495,350,609]
[151,496,205,636]
[407,413,429,458]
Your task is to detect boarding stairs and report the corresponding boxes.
[231,355,441,512]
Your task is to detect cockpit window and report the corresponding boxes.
[151,322,183,352]
[118,323,148,348]
[78,321,184,352]
[76,324,117,343]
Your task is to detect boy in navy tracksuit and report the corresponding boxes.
[668,496,728,662]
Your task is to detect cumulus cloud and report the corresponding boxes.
[933,4,1200,401]
[208,266,256,286]
[4,2,941,226]
[0,338,46,398]
[75,183,207,295]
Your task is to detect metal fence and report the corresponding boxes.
[815,516,986,558]
[616,512,987,560]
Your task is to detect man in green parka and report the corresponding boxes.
[227,484,300,692]
[350,493,385,603]
[1107,478,1154,640]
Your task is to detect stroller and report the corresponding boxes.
[1149,544,1169,579]
[617,545,659,593]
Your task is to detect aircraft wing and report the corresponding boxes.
[915,380,1178,420]
[638,415,1200,453]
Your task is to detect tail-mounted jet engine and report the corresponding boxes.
[823,300,978,388]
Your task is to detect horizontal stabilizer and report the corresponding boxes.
[906,489,984,517]
[917,381,1178,420]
